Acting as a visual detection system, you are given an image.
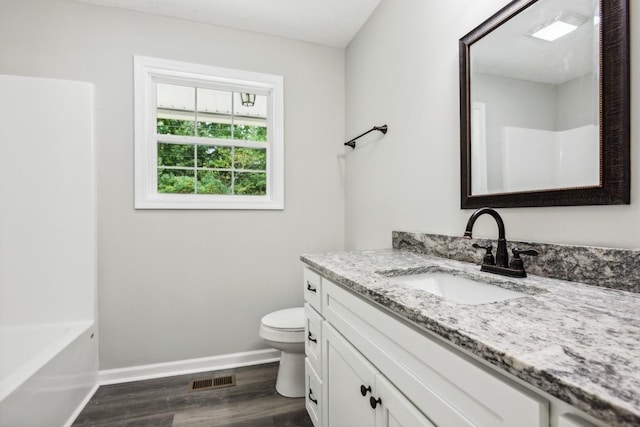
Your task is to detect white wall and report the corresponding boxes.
[345,0,639,250]
[0,0,345,369]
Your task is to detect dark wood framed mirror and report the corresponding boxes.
[460,0,629,208]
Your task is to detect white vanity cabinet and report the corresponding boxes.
[303,266,551,427]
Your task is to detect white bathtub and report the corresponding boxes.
[0,321,98,427]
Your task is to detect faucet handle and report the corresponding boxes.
[472,243,495,266]
[512,247,539,257]
[510,247,539,270]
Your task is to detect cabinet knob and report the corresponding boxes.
[307,332,317,343]
[308,388,318,405]
[360,384,371,396]
[306,281,317,293]
[369,396,381,409]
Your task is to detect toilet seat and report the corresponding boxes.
[260,307,305,343]
[261,307,304,331]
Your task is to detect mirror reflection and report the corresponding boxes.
[469,0,600,196]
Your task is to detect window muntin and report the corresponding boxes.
[134,56,283,209]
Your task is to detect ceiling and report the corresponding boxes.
[74,0,382,48]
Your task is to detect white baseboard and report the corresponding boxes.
[98,349,280,385]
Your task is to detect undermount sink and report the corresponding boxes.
[387,271,528,305]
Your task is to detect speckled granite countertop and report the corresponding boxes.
[301,249,640,427]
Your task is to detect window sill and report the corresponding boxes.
[134,193,284,210]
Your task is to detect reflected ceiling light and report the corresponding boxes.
[529,13,587,42]
[240,93,256,107]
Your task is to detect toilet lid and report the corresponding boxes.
[261,307,304,331]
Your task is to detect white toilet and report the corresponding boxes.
[259,307,305,398]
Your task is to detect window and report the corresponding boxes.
[134,56,284,209]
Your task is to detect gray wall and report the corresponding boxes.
[345,0,639,250]
[0,0,345,369]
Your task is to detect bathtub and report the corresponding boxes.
[0,321,98,427]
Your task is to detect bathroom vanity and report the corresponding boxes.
[301,236,640,427]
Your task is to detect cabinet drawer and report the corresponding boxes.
[305,359,322,427]
[303,267,322,312]
[323,279,548,427]
[305,303,323,376]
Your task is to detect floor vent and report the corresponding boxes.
[189,374,236,392]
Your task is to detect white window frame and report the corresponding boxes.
[134,56,284,209]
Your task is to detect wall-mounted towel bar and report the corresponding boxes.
[344,125,388,149]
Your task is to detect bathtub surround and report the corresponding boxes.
[301,249,640,426]
[0,75,98,426]
[393,231,640,293]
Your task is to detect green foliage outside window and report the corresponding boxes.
[157,119,195,136]
[156,119,267,196]
[157,169,195,194]
[157,118,267,142]
[234,172,267,195]
[232,124,267,141]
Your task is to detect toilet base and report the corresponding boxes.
[275,351,305,398]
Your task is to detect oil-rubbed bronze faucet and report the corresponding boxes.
[463,207,538,278]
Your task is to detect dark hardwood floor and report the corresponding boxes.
[72,362,313,427]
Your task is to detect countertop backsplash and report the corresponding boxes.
[393,231,640,294]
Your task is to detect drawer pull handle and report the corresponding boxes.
[306,281,317,293]
[307,332,317,343]
[360,385,371,396]
[370,396,381,409]
[308,388,318,405]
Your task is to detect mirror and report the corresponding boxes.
[460,0,629,208]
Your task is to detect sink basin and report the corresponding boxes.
[387,271,528,305]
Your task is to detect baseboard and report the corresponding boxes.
[98,349,280,385]
[63,382,100,427]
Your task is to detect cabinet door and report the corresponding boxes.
[324,324,377,427]
[375,374,435,427]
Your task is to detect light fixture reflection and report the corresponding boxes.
[531,21,578,41]
[529,12,587,42]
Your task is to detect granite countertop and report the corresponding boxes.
[301,249,640,427]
